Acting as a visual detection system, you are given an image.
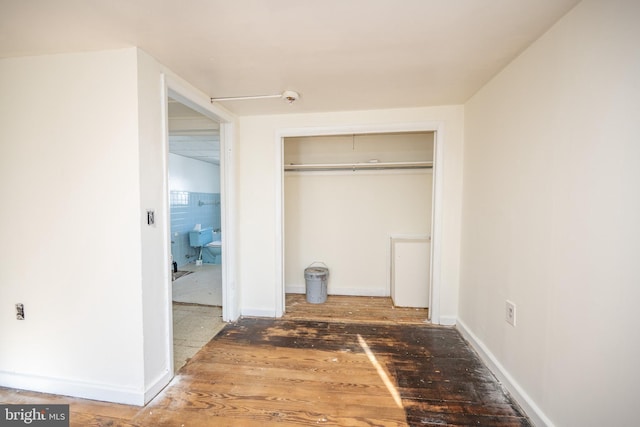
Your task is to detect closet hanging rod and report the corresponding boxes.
[284,161,433,172]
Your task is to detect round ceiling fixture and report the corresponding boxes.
[281,90,300,104]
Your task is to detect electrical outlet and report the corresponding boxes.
[505,300,516,326]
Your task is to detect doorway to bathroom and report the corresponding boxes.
[167,96,225,371]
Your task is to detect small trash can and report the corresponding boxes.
[304,262,329,304]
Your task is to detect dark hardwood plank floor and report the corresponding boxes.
[0,296,530,426]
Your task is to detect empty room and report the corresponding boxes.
[1,1,638,426]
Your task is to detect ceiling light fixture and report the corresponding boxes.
[211,90,300,104]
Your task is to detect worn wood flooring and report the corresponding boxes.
[0,295,531,426]
[285,294,430,325]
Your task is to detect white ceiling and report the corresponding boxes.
[168,98,220,164]
[0,0,580,115]
[169,133,220,165]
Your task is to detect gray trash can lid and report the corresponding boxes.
[304,266,328,278]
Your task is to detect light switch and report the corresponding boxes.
[147,210,155,226]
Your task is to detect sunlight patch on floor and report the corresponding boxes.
[357,333,403,408]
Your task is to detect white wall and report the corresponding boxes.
[136,49,173,403]
[459,1,640,425]
[0,49,146,403]
[237,106,464,319]
[0,46,238,404]
[168,153,220,193]
[285,170,432,296]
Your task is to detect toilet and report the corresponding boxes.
[188,227,222,265]
[205,239,222,264]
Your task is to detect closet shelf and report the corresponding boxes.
[284,161,433,172]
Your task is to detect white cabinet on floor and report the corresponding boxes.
[391,236,430,308]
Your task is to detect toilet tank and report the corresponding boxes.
[189,227,214,247]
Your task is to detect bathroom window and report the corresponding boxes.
[170,191,189,206]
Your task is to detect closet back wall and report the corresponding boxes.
[284,133,433,296]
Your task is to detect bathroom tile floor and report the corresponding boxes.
[172,263,222,306]
[173,303,225,372]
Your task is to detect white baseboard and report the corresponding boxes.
[143,369,172,404]
[438,315,457,326]
[241,307,278,318]
[0,370,145,406]
[285,284,388,297]
[285,285,305,294]
[456,319,554,427]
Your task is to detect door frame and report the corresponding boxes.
[274,121,444,324]
[162,74,239,323]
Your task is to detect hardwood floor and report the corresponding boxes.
[285,294,430,325]
[0,296,531,426]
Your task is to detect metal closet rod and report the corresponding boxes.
[284,161,433,172]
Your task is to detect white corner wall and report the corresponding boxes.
[0,46,238,405]
[136,49,173,403]
[137,49,240,398]
[460,1,640,425]
[0,49,146,404]
[237,106,464,319]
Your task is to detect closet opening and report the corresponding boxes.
[282,132,434,323]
